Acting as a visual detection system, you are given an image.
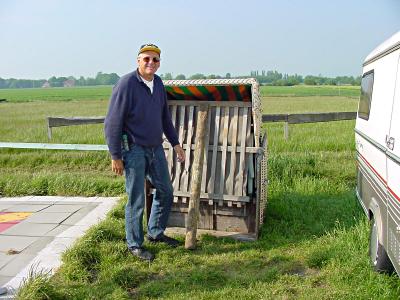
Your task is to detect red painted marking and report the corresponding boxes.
[358,152,400,203]
[358,153,387,184]
[0,223,17,233]
[0,212,32,233]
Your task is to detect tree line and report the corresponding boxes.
[0,70,361,89]
[0,72,120,89]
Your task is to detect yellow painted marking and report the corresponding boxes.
[0,212,32,223]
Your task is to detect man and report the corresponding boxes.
[104,43,185,261]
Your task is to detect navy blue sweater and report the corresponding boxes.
[104,70,179,160]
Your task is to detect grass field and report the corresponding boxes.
[0,86,112,102]
[0,84,360,103]
[2,85,400,299]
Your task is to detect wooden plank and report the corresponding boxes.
[237,107,249,196]
[173,106,186,192]
[227,106,239,195]
[261,112,357,124]
[219,106,230,196]
[246,113,254,195]
[287,112,357,124]
[208,107,221,195]
[261,114,288,122]
[167,105,178,175]
[201,106,212,193]
[173,191,250,202]
[185,104,208,250]
[168,100,252,108]
[47,117,105,127]
[182,105,194,192]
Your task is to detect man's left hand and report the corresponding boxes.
[174,145,185,162]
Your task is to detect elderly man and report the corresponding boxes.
[104,43,185,261]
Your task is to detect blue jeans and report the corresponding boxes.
[122,144,174,248]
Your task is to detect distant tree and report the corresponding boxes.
[94,72,120,85]
[109,73,120,84]
[86,77,96,86]
[189,73,206,79]
[0,78,6,89]
[225,73,231,79]
[163,73,173,80]
[76,76,86,86]
[304,75,317,85]
[175,74,186,80]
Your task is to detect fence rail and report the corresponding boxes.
[47,112,357,141]
[262,111,357,139]
[47,117,105,139]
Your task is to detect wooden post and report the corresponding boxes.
[47,118,52,140]
[284,122,289,140]
[185,104,208,250]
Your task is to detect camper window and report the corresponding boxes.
[358,71,374,120]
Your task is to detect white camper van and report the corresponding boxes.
[356,31,400,274]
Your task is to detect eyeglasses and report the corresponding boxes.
[142,56,160,63]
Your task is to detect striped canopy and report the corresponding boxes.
[165,84,252,102]
[163,78,261,146]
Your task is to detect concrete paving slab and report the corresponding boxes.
[0,196,119,295]
[61,210,92,225]
[0,276,13,287]
[38,237,76,256]
[0,205,13,212]
[41,204,85,213]
[0,254,36,277]
[24,212,72,224]
[54,196,99,203]
[4,204,51,213]
[0,197,34,202]
[0,236,38,253]
[1,223,58,237]
[44,224,72,237]
[55,201,100,205]
[0,202,17,206]
[23,237,54,254]
[0,255,14,270]
[30,196,67,202]
[57,225,88,238]
[0,224,15,233]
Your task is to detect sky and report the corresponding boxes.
[0,0,399,79]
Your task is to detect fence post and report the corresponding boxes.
[185,104,208,250]
[47,118,52,140]
[284,122,289,140]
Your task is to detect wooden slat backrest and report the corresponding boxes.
[165,100,257,203]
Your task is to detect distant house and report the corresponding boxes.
[42,81,51,88]
[63,79,75,87]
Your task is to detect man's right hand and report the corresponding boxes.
[111,159,124,176]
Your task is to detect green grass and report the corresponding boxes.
[0,86,112,102]
[2,85,399,299]
[0,84,360,103]
[261,85,360,98]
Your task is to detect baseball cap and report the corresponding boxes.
[138,43,161,56]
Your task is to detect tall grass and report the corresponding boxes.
[4,85,400,299]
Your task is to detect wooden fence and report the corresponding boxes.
[47,117,105,139]
[47,111,357,141]
[262,111,357,139]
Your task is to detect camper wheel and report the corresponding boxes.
[369,216,394,273]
